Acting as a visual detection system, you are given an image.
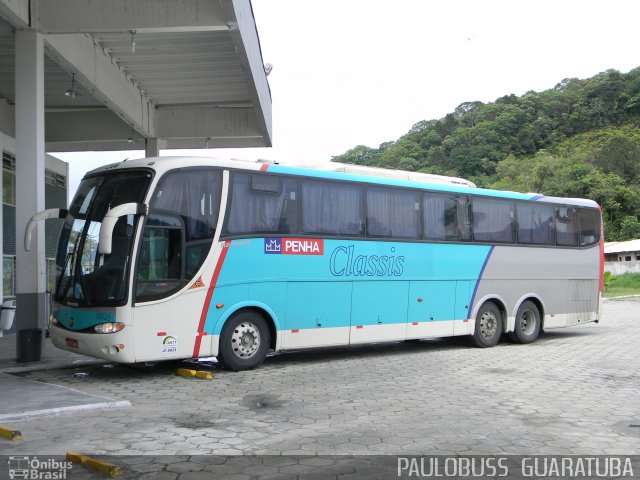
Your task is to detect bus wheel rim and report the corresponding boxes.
[479,311,497,339]
[520,309,536,335]
[231,322,260,358]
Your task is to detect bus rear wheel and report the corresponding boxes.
[471,302,503,348]
[508,300,541,344]
[217,311,270,371]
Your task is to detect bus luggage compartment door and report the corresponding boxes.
[284,282,352,349]
[349,281,409,344]
[406,281,456,339]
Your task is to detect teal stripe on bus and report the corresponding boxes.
[203,239,492,334]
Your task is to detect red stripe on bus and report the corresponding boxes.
[260,163,269,172]
[291,329,299,333]
[598,206,604,298]
[156,332,166,336]
[356,325,363,329]
[193,240,231,358]
[411,322,418,326]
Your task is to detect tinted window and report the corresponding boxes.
[152,169,221,244]
[578,208,600,246]
[226,173,298,235]
[56,171,152,306]
[302,181,363,235]
[472,198,515,243]
[423,193,470,241]
[136,220,183,300]
[137,169,221,301]
[556,207,579,246]
[367,188,420,238]
[517,203,555,245]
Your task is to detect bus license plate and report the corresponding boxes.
[65,338,78,348]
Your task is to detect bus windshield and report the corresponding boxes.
[55,170,152,306]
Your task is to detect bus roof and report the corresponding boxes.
[87,156,599,207]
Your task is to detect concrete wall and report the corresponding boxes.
[605,261,640,275]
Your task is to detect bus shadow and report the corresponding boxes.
[261,327,604,368]
[262,336,472,368]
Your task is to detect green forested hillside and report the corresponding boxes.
[331,69,640,240]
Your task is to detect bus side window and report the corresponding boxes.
[578,208,600,246]
[517,203,555,245]
[423,193,470,241]
[136,213,184,301]
[556,207,579,246]
[301,181,363,236]
[367,188,419,238]
[226,173,296,235]
[471,197,515,243]
[278,179,299,234]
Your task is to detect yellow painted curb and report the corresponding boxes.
[195,371,213,380]
[0,426,22,441]
[67,452,123,478]
[177,368,213,380]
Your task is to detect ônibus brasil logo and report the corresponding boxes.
[8,456,73,479]
[264,238,324,255]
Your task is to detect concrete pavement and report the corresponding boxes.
[0,298,638,478]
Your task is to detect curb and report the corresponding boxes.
[0,425,22,440]
[67,452,123,478]
[177,368,213,380]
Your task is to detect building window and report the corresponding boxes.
[45,170,66,188]
[625,256,632,261]
[2,151,16,206]
[46,258,57,292]
[3,256,15,297]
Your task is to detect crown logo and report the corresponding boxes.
[265,239,281,252]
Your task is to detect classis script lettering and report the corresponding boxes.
[330,245,405,277]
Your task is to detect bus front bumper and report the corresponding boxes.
[49,324,135,363]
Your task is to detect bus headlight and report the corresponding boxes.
[94,322,125,334]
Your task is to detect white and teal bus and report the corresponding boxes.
[27,157,603,370]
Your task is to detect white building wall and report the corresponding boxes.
[605,261,640,275]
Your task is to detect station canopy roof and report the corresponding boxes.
[0,0,272,152]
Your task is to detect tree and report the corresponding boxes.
[618,216,640,241]
[331,145,380,166]
[594,135,640,183]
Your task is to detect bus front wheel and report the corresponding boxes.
[471,302,503,348]
[508,300,541,344]
[217,311,270,371]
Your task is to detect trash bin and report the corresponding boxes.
[17,328,42,363]
[0,300,16,336]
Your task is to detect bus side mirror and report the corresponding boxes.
[24,208,68,251]
[98,203,148,255]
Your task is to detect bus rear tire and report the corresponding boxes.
[217,310,270,371]
[471,302,503,348]
[508,300,541,344]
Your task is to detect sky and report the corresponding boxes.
[57,0,640,198]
